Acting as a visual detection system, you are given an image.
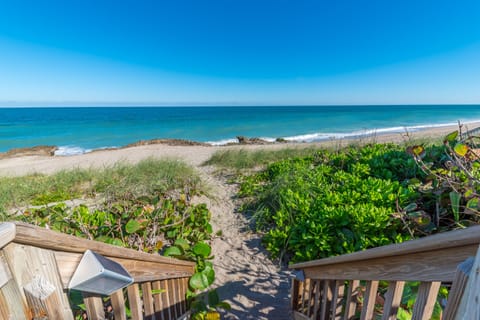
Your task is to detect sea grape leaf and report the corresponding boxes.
[125,219,142,234]
[454,143,469,157]
[208,289,220,306]
[189,272,209,290]
[174,238,190,251]
[193,242,212,257]
[403,203,417,212]
[450,191,461,222]
[407,211,431,226]
[202,263,216,286]
[163,246,182,257]
[409,145,425,158]
[444,131,458,143]
[464,189,474,198]
[466,197,479,209]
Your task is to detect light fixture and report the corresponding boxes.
[68,250,133,295]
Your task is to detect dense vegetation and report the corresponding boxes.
[237,143,420,263]
[0,158,227,319]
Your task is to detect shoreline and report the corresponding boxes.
[0,122,478,177]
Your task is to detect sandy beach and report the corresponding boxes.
[1,122,477,177]
[0,122,478,319]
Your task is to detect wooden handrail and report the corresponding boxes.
[290,225,480,282]
[289,226,480,320]
[11,222,194,267]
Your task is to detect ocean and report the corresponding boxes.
[1,105,480,156]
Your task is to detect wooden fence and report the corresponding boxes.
[0,222,195,319]
[289,225,480,320]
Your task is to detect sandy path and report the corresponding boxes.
[195,166,292,319]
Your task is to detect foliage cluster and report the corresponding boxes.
[405,128,480,232]
[238,143,419,263]
[2,159,226,319]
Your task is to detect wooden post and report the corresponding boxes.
[455,245,480,320]
[2,243,74,319]
[360,280,379,320]
[382,281,405,320]
[82,293,105,320]
[343,280,359,320]
[142,282,156,320]
[331,280,346,320]
[110,289,127,320]
[127,283,143,320]
[411,281,441,320]
[443,257,474,320]
[23,275,64,319]
[152,280,166,320]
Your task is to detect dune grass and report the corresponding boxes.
[203,147,324,170]
[0,158,204,214]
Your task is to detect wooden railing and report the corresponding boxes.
[289,225,480,320]
[0,222,195,319]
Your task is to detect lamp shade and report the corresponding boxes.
[68,250,133,295]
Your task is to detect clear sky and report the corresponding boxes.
[0,0,479,106]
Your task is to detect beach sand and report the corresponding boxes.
[0,122,477,319]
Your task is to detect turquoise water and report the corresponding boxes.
[1,105,480,155]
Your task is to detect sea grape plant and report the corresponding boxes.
[406,127,480,231]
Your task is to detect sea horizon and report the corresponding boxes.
[1,105,479,156]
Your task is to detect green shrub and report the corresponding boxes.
[239,143,418,263]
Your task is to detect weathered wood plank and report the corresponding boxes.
[301,278,311,315]
[142,282,156,320]
[3,243,73,319]
[343,280,359,320]
[0,223,15,250]
[381,281,405,320]
[442,257,474,320]
[302,245,476,282]
[23,275,64,319]
[360,280,379,320]
[82,293,105,320]
[110,289,127,320]
[0,277,28,319]
[411,281,441,320]
[13,222,194,268]
[127,283,143,320]
[291,225,480,269]
[455,245,480,320]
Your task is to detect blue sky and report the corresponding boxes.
[0,0,479,106]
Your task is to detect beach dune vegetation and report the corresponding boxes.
[237,143,420,263]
